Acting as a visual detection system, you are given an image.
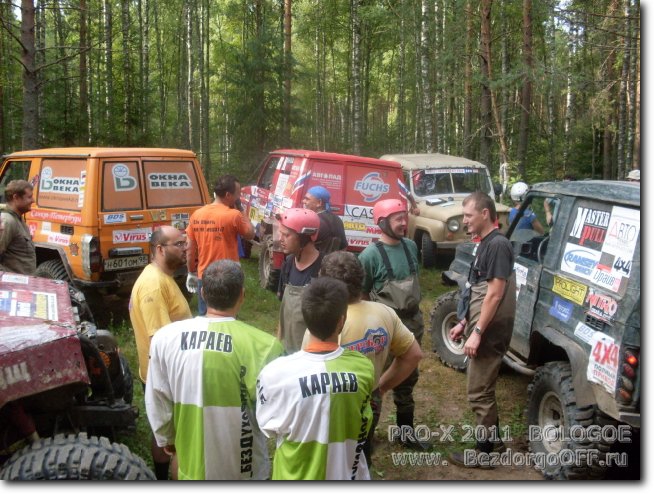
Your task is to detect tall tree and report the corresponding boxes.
[351,0,362,154]
[478,0,493,166]
[79,0,89,143]
[20,0,38,149]
[420,0,434,152]
[516,0,533,179]
[281,0,292,147]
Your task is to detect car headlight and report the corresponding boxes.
[447,219,460,232]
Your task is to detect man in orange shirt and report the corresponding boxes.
[186,174,254,315]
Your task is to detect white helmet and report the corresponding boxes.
[510,181,529,202]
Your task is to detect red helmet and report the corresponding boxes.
[275,208,320,241]
[373,199,407,225]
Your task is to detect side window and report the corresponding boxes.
[143,160,205,208]
[509,195,549,262]
[38,159,86,211]
[102,161,143,211]
[258,157,281,190]
[0,160,31,204]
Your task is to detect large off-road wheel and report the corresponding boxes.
[258,235,280,292]
[526,362,610,480]
[35,260,96,324]
[0,433,155,480]
[419,231,437,269]
[430,291,467,371]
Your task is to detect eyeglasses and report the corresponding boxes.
[160,240,187,248]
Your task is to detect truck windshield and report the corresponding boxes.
[412,168,492,197]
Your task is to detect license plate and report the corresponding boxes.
[104,255,149,271]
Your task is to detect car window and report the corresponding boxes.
[143,160,205,208]
[259,156,282,190]
[102,161,143,211]
[0,160,31,204]
[37,159,86,211]
[509,196,549,262]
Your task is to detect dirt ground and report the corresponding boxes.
[370,347,545,480]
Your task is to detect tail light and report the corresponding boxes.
[617,349,639,404]
[82,234,102,275]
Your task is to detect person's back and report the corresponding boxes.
[146,260,284,480]
[148,316,283,479]
[257,277,374,480]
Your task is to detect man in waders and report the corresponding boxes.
[448,191,516,468]
[358,199,426,450]
[276,208,322,353]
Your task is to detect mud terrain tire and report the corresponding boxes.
[430,291,467,371]
[0,433,155,480]
[258,234,280,291]
[526,362,610,480]
[420,231,437,269]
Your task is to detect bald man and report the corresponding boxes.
[129,225,192,479]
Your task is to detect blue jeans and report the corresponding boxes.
[197,279,207,316]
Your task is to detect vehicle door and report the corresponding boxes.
[99,157,206,273]
[507,192,561,359]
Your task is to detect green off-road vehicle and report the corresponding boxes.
[431,180,640,479]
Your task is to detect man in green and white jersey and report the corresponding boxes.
[256,277,374,480]
[146,260,284,480]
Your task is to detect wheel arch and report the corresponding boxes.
[34,244,76,281]
[529,325,595,407]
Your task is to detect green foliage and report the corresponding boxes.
[0,0,639,182]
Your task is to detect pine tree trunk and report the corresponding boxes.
[351,0,362,155]
[463,0,473,159]
[420,0,433,153]
[478,0,493,167]
[282,0,292,147]
[121,0,132,143]
[517,0,533,179]
[79,0,89,143]
[104,0,113,137]
[20,0,38,149]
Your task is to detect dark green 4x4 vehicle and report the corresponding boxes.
[431,180,640,480]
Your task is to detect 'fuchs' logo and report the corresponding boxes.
[355,172,390,202]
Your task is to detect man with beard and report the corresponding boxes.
[0,179,36,274]
[358,199,425,449]
[130,225,192,479]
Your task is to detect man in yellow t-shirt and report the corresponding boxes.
[185,174,254,315]
[129,225,192,479]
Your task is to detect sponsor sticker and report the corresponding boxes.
[560,243,600,280]
[112,228,152,244]
[343,221,367,232]
[549,296,574,323]
[29,210,83,225]
[569,206,610,251]
[147,173,192,189]
[112,163,138,191]
[104,213,127,224]
[344,204,374,220]
[1,273,29,284]
[514,263,528,300]
[39,167,81,194]
[574,321,596,345]
[603,206,639,260]
[590,264,622,293]
[587,332,619,393]
[47,232,71,246]
[354,172,390,202]
[552,275,587,305]
[585,289,618,324]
